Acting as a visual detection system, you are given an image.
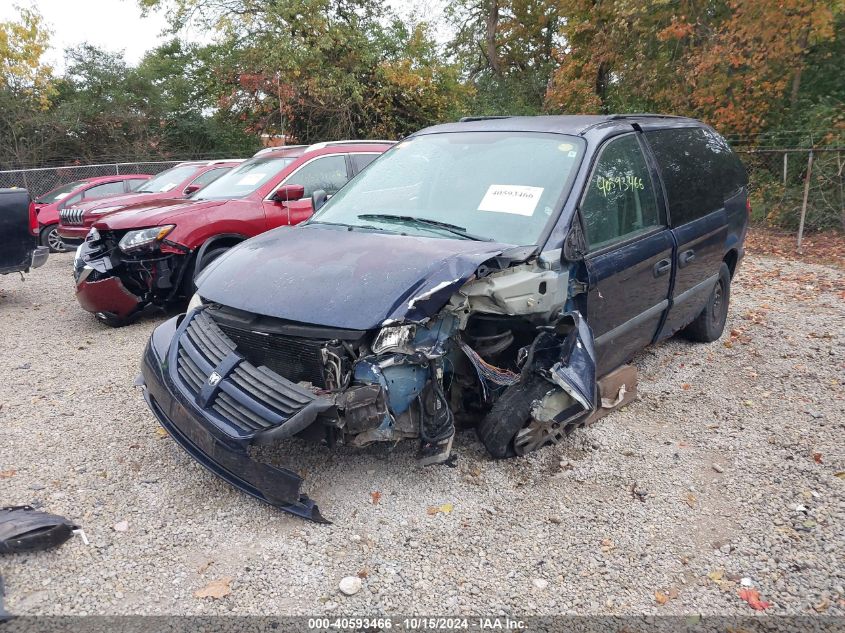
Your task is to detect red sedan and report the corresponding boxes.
[34,174,151,252]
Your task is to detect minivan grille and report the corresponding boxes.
[215,323,326,388]
[175,310,318,435]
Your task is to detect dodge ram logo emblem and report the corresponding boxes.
[207,371,222,387]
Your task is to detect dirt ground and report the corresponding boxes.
[0,247,842,616]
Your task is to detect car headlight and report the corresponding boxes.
[118,225,175,253]
[86,227,100,242]
[187,292,204,313]
[90,205,123,215]
[371,324,416,355]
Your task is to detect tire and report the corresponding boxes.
[40,224,67,253]
[477,376,553,459]
[95,312,128,328]
[183,246,229,297]
[682,262,731,343]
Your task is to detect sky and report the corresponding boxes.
[0,0,182,71]
[0,0,450,73]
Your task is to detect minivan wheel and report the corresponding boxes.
[683,262,731,343]
[41,224,67,253]
[477,377,556,459]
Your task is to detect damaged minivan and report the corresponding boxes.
[139,115,748,521]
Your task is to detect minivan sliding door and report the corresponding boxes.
[643,128,730,339]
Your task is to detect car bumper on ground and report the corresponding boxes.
[30,246,49,269]
[138,314,329,523]
[74,271,142,318]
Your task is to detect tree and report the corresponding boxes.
[140,0,470,142]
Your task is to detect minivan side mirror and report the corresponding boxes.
[563,217,588,261]
[183,184,201,195]
[311,189,328,212]
[272,184,305,203]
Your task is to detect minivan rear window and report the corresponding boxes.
[645,127,747,226]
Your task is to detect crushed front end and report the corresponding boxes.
[74,226,191,324]
[139,249,603,522]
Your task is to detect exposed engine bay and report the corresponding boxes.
[193,251,601,466]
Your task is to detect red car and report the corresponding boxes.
[58,160,242,247]
[34,174,151,252]
[73,141,394,325]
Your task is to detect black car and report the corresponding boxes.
[0,189,49,276]
[139,114,749,521]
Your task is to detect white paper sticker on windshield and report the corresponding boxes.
[478,185,544,216]
[236,173,265,186]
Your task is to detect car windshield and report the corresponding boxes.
[192,155,296,200]
[36,180,86,203]
[309,132,585,245]
[136,165,200,193]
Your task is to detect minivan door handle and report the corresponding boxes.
[653,258,671,277]
[678,249,696,268]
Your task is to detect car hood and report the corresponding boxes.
[75,191,176,213]
[197,224,513,330]
[93,199,225,230]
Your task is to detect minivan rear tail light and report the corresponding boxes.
[28,201,39,235]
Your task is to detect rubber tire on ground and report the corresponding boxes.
[477,376,553,459]
[682,262,731,343]
[95,313,128,328]
[40,224,66,253]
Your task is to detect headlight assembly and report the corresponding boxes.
[118,225,175,253]
[371,324,416,355]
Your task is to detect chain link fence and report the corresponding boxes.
[3,139,843,248]
[0,161,189,199]
[734,147,845,239]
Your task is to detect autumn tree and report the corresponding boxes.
[448,0,560,113]
[140,0,470,142]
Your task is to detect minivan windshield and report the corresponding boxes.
[136,165,200,193]
[192,155,295,200]
[309,132,584,245]
[36,180,86,203]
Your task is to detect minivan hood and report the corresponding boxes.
[197,224,511,330]
[94,199,224,230]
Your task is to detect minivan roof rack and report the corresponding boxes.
[607,113,688,120]
[458,116,513,122]
[304,140,396,153]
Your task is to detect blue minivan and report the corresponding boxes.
[139,115,748,521]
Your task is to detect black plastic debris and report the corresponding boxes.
[0,506,79,554]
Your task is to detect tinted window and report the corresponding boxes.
[581,134,663,250]
[82,181,125,200]
[126,178,148,191]
[351,153,379,174]
[190,167,231,188]
[645,127,747,225]
[285,155,349,197]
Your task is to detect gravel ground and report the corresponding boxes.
[0,249,842,616]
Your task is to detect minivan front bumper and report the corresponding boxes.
[138,314,328,522]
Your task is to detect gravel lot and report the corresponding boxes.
[1,249,842,616]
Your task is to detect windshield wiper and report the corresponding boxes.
[356,214,494,242]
